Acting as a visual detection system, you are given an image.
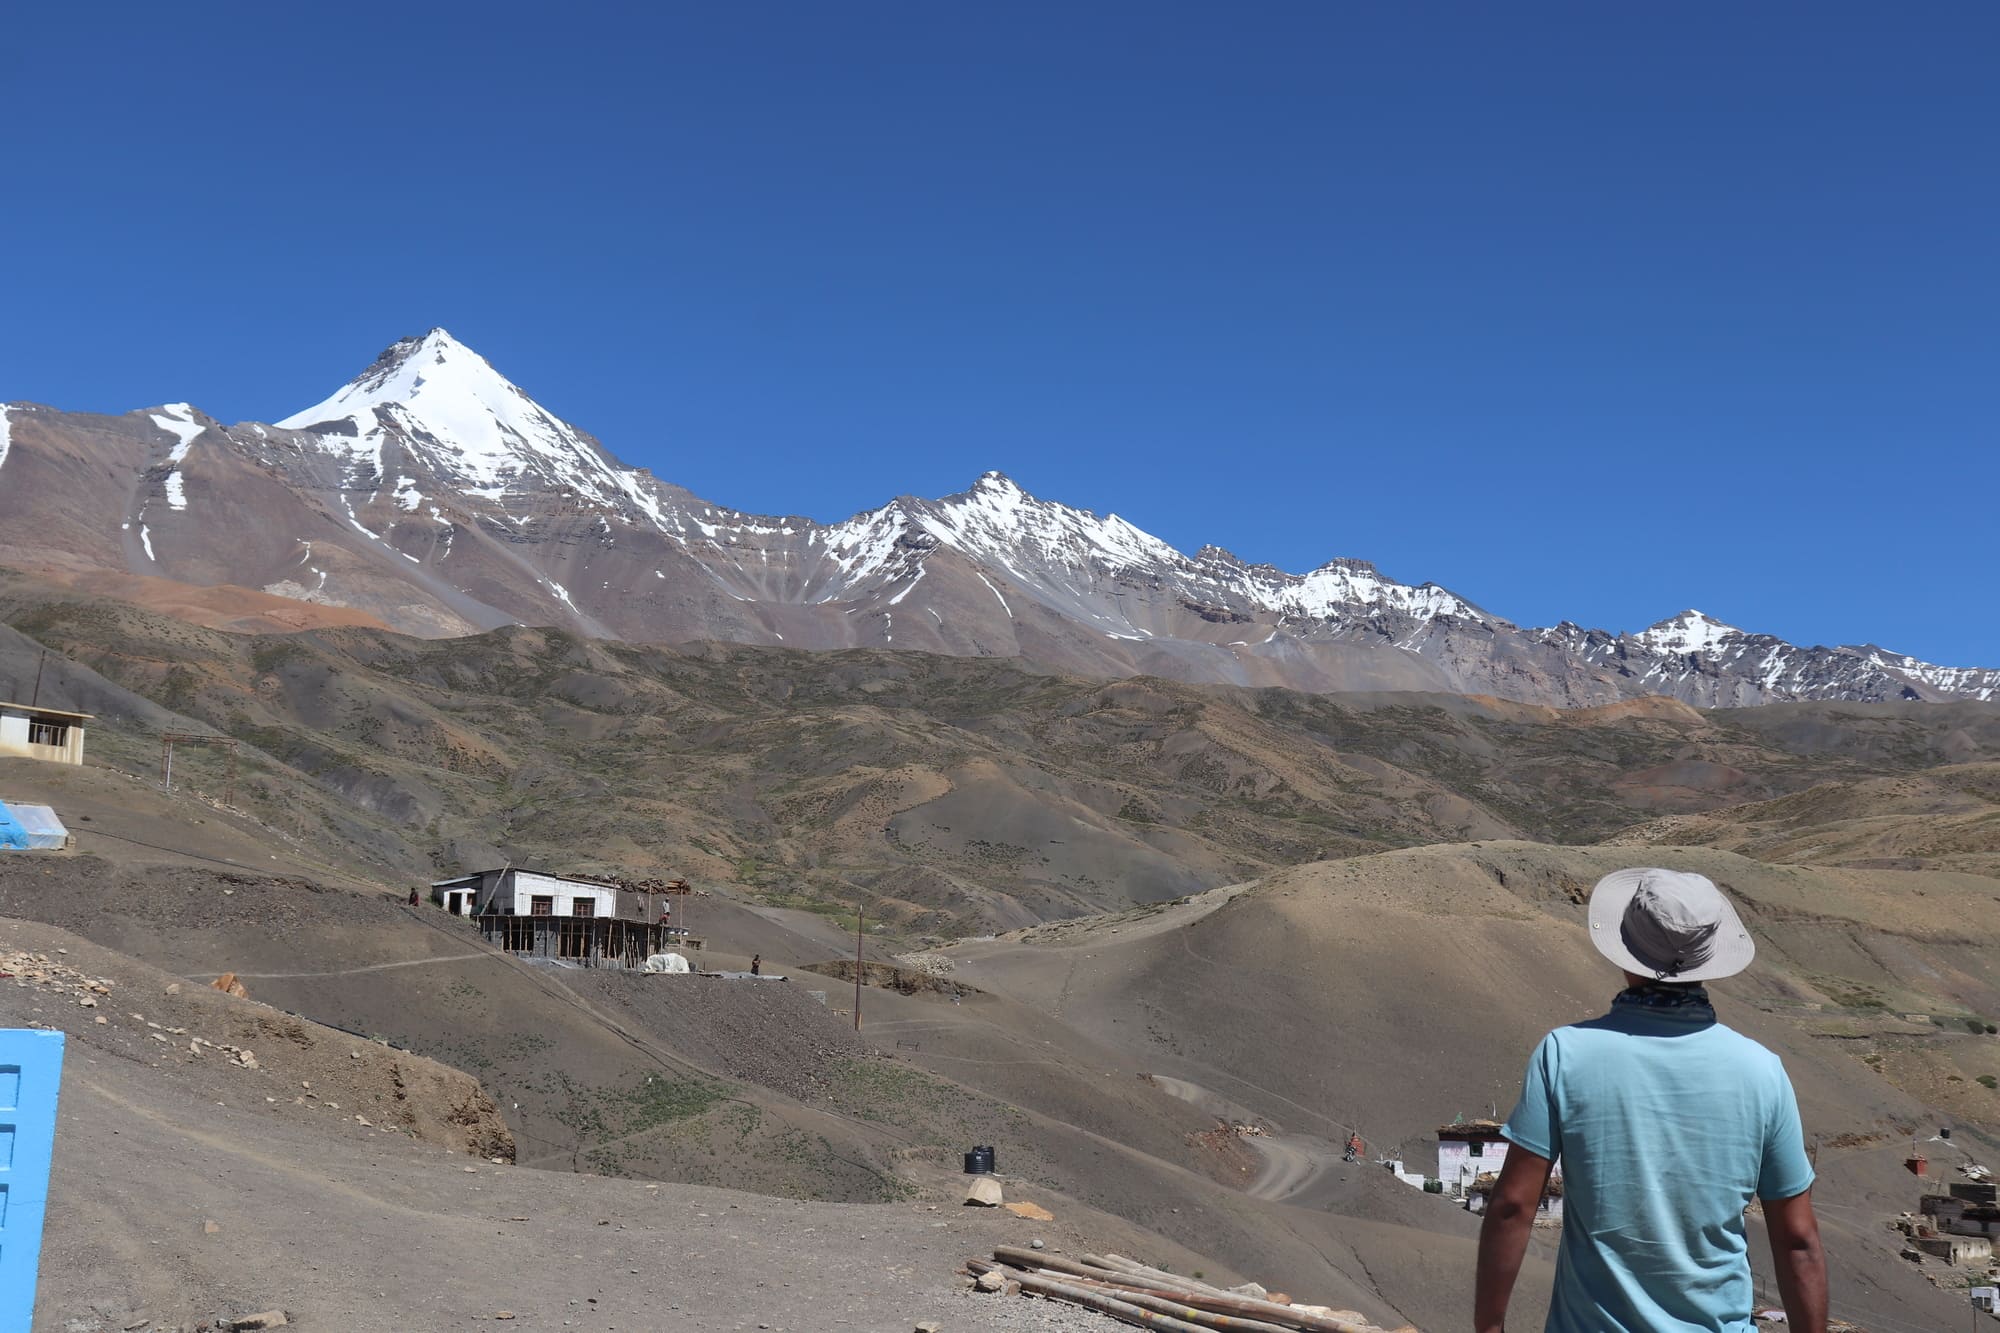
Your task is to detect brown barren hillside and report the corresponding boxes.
[3,571,1998,933]
[937,841,1999,1331]
[0,706,1990,1325]
[1610,761,2000,876]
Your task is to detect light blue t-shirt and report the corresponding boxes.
[1502,995,1815,1333]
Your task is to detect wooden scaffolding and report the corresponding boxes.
[474,913,674,969]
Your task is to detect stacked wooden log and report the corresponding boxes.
[964,1248,1404,1333]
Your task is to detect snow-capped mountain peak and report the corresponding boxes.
[279,327,573,486]
[1635,609,1744,656]
[276,329,670,522]
[69,326,1969,709]
[279,328,493,432]
[914,471,1183,576]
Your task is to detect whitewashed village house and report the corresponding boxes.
[1439,1120,1564,1220]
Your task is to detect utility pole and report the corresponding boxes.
[29,647,47,707]
[853,902,864,1032]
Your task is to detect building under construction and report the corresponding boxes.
[429,868,688,969]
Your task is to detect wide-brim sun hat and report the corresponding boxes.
[1587,867,1754,982]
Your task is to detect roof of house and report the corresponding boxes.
[1438,1119,1507,1139]
[0,701,92,720]
[431,869,638,891]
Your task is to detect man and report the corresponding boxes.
[1474,867,1827,1332]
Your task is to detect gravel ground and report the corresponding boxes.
[941,1287,1127,1331]
[560,970,867,1104]
[28,1029,1192,1332]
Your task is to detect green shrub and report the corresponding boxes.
[1978,1075,1997,1091]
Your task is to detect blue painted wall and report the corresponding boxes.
[0,1029,66,1328]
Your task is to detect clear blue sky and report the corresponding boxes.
[6,4,1996,665]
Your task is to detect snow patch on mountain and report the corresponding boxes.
[149,404,205,511]
[0,405,12,472]
[1862,651,1999,702]
[975,571,1013,617]
[149,403,203,453]
[814,503,914,597]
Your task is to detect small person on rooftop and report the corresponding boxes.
[1474,867,1827,1333]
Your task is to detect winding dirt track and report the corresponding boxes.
[1149,1074,1343,1202]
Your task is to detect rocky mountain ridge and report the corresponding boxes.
[4,328,1992,707]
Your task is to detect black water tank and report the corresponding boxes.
[963,1145,996,1174]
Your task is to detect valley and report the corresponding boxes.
[1,581,1996,1328]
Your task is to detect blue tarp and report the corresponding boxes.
[0,801,28,850]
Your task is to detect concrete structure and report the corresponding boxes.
[1970,1286,1998,1313]
[0,703,88,766]
[1387,1159,1429,1190]
[428,868,680,970]
[1913,1233,1992,1266]
[431,868,631,920]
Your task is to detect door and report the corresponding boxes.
[0,1029,65,1327]
[447,892,463,915]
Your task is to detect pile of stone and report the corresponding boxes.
[1,946,117,1015]
[1,947,265,1070]
[895,950,957,978]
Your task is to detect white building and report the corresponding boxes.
[430,868,627,920]
[0,702,88,766]
[1438,1120,1512,1197]
[1439,1120,1563,1220]
[427,868,679,970]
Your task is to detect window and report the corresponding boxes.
[530,895,554,917]
[27,719,67,748]
[571,898,596,918]
[1468,1141,1484,1158]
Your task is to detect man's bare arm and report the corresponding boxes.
[1474,1145,1553,1333]
[1762,1188,1827,1332]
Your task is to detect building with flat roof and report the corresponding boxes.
[0,703,88,766]
[1439,1120,1564,1219]
[428,868,683,969]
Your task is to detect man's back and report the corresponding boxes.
[1502,995,1815,1332]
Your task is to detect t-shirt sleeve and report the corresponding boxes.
[1757,1062,1816,1200]
[1501,1034,1560,1162]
